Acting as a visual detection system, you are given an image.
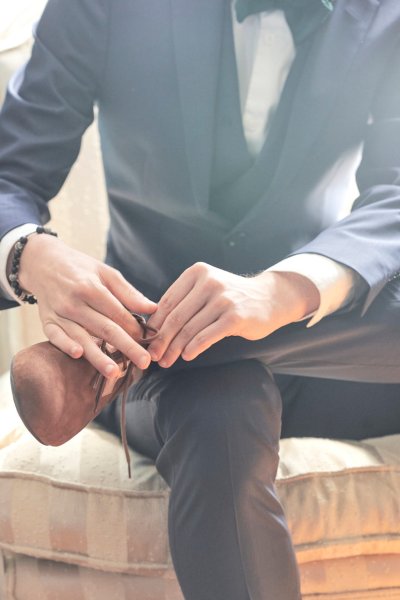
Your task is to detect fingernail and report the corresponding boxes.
[138,356,150,369]
[105,364,117,377]
[149,350,158,361]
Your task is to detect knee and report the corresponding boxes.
[155,361,282,484]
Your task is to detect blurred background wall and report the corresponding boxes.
[0,1,109,374]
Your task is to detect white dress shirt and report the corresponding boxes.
[232,6,360,326]
[0,5,361,324]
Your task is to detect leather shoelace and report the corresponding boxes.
[91,313,158,478]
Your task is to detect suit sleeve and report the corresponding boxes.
[290,38,400,315]
[0,0,110,310]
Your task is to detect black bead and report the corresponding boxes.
[11,229,57,304]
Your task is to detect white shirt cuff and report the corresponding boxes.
[0,223,40,302]
[268,253,362,327]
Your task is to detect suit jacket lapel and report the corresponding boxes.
[258,0,381,209]
[170,0,226,212]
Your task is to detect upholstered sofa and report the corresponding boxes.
[1,371,400,600]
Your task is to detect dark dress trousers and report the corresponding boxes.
[1,1,400,599]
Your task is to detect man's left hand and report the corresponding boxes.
[147,262,320,368]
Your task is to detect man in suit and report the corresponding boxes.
[1,0,400,597]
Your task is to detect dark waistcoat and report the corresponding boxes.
[210,9,312,226]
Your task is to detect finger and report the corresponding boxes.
[181,317,233,361]
[43,322,84,359]
[101,265,157,315]
[68,306,152,371]
[158,305,221,368]
[44,319,121,377]
[148,289,206,361]
[71,276,149,340]
[91,287,147,338]
[147,269,196,331]
[81,335,127,378]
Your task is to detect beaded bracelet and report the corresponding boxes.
[8,226,58,304]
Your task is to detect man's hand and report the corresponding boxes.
[17,233,157,377]
[147,262,320,368]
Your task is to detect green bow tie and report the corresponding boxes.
[235,0,334,43]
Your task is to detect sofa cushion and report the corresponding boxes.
[1,552,183,600]
[277,435,400,563]
[3,552,400,600]
[1,371,400,595]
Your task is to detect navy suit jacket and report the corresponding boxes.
[0,0,399,312]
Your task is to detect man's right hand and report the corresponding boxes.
[15,233,157,378]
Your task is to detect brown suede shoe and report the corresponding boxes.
[10,313,157,477]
